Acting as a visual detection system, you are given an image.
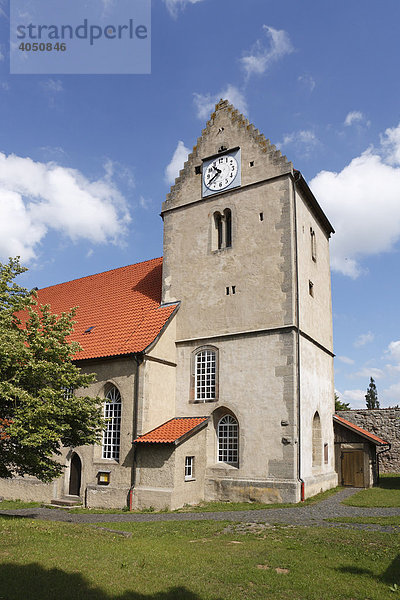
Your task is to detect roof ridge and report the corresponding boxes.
[37,256,163,291]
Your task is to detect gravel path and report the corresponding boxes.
[0,488,399,532]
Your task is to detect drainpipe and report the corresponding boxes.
[129,352,144,510]
[376,443,391,485]
[292,171,304,501]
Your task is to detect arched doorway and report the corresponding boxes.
[69,453,82,496]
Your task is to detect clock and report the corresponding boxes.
[202,148,241,197]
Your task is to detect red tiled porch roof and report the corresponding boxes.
[134,417,209,445]
[27,257,178,361]
[333,414,389,446]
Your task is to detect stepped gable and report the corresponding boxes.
[27,257,178,361]
[164,98,293,207]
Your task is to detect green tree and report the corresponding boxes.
[365,377,380,409]
[335,393,350,411]
[0,257,103,481]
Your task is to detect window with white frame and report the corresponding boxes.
[62,387,74,399]
[102,385,122,460]
[218,414,238,465]
[195,349,216,401]
[185,456,194,480]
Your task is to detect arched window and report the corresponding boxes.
[218,414,238,465]
[212,209,232,250]
[312,412,322,468]
[102,385,122,461]
[214,212,223,249]
[224,208,232,248]
[195,348,216,401]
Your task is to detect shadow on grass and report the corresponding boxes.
[0,563,219,600]
[382,554,400,586]
[336,554,400,588]
[337,566,375,576]
[379,474,400,490]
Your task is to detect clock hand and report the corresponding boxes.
[208,167,221,185]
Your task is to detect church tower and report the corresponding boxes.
[161,100,337,502]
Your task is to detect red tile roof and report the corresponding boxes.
[333,414,389,445]
[28,257,178,361]
[134,417,209,444]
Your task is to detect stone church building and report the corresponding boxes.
[0,100,340,509]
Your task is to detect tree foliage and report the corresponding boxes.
[335,393,350,411]
[365,377,380,410]
[0,257,103,482]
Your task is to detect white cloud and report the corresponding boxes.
[297,74,315,92]
[165,140,191,185]
[337,355,355,365]
[339,388,366,409]
[383,382,400,402]
[387,340,400,363]
[164,0,204,18]
[354,332,374,348]
[354,367,384,379]
[0,153,131,262]
[41,79,63,93]
[381,123,400,165]
[344,111,364,126]
[193,84,248,121]
[240,25,294,79]
[279,130,318,153]
[310,123,400,277]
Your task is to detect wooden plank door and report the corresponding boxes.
[341,451,365,487]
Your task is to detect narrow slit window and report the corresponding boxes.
[224,208,232,248]
[310,228,317,262]
[309,280,314,297]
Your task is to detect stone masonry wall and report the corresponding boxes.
[336,409,400,473]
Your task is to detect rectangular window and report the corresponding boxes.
[185,456,194,480]
[195,350,216,401]
[324,443,329,464]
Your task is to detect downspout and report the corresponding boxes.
[129,351,144,510]
[292,172,304,501]
[376,443,391,485]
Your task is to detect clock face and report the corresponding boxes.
[203,154,238,192]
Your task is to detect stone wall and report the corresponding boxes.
[336,409,400,473]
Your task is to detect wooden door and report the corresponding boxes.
[341,450,365,487]
[69,453,82,496]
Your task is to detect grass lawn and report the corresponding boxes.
[0,499,41,509]
[342,474,400,508]
[0,515,398,600]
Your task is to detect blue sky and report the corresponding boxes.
[0,0,400,408]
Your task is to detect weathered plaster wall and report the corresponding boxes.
[336,409,400,473]
[162,177,295,340]
[295,189,333,352]
[175,331,299,503]
[133,444,175,510]
[137,314,177,436]
[171,428,207,509]
[299,336,337,496]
